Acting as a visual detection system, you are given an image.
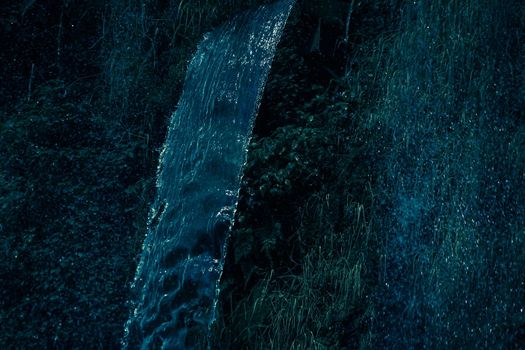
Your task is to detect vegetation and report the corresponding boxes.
[366,1,525,347]
[214,3,390,348]
[1,0,523,349]
[216,0,524,348]
[0,0,266,348]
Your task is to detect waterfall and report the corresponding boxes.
[122,1,295,348]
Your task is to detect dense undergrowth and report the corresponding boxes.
[0,0,266,348]
[1,0,524,348]
[215,2,393,348]
[366,1,525,347]
[216,0,524,348]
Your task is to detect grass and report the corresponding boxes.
[216,190,374,349]
[217,0,525,348]
[362,0,525,347]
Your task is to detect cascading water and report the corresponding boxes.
[122,1,295,348]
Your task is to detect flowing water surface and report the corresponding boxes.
[123,1,295,348]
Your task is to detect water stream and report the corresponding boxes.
[123,1,295,348]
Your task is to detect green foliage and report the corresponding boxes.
[215,7,377,348]
[0,77,153,347]
[231,87,362,272]
[359,0,525,347]
[217,0,525,348]
[0,1,282,347]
